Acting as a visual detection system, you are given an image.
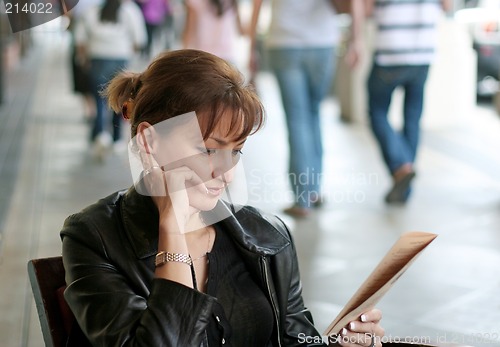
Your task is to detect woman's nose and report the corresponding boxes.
[210,150,238,182]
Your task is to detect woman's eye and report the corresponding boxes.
[232,149,243,156]
[200,148,217,155]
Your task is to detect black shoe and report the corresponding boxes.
[385,171,416,204]
[310,195,325,208]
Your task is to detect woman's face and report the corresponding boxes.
[146,112,246,212]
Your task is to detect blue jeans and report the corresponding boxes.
[367,64,430,174]
[268,47,336,207]
[90,58,127,142]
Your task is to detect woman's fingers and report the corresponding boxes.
[342,322,384,342]
[144,165,206,196]
[339,329,377,347]
[162,166,206,195]
[143,166,168,196]
[359,309,382,324]
[145,165,208,233]
[339,309,384,347]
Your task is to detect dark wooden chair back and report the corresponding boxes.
[28,256,75,347]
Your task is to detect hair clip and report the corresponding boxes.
[122,101,130,120]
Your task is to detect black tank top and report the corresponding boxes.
[203,223,274,347]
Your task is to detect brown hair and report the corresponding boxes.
[105,49,265,141]
[210,0,237,16]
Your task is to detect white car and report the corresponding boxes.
[455,0,500,98]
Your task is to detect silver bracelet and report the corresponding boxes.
[155,251,193,267]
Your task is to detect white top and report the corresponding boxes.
[75,1,147,60]
[183,0,239,62]
[70,0,103,19]
[372,0,444,65]
[266,0,340,48]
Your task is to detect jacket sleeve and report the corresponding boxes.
[61,213,215,347]
[270,217,328,346]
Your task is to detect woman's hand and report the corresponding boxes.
[248,45,260,87]
[339,309,384,347]
[344,40,362,69]
[143,162,206,233]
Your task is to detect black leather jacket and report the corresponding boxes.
[61,187,326,346]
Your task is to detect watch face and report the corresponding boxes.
[154,252,164,267]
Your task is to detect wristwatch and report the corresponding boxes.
[155,251,193,267]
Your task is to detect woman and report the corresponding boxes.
[75,0,146,161]
[65,0,101,123]
[136,0,172,58]
[182,0,243,64]
[61,49,384,346]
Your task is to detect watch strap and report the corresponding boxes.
[155,251,193,267]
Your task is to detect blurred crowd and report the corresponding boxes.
[61,0,497,212]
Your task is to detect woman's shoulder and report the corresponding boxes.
[61,190,127,240]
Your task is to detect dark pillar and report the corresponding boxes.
[0,14,5,105]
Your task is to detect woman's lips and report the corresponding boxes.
[206,186,224,196]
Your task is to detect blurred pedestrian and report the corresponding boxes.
[136,0,173,59]
[182,0,243,64]
[66,0,102,123]
[75,0,147,161]
[366,0,451,204]
[249,0,365,217]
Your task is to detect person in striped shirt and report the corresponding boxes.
[366,0,451,204]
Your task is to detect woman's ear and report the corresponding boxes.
[136,122,158,155]
[136,122,161,170]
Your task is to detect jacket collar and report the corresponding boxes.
[120,187,290,260]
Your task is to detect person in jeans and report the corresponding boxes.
[65,0,102,124]
[366,0,451,203]
[75,0,146,161]
[249,0,365,217]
